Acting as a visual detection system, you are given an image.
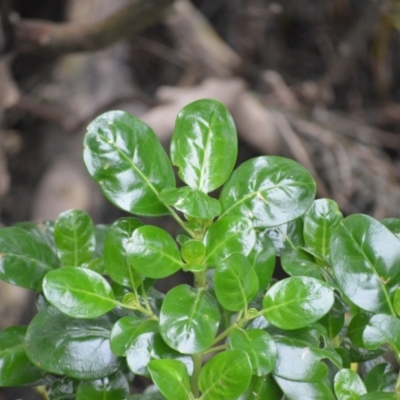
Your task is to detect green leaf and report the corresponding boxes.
[238,375,282,400]
[148,359,193,400]
[281,249,323,280]
[126,331,193,377]
[170,99,237,193]
[364,363,397,393]
[381,218,400,240]
[26,306,120,379]
[84,110,175,216]
[334,369,367,400]
[48,377,77,400]
[43,267,116,318]
[127,225,182,279]
[93,224,109,257]
[181,239,206,264]
[54,209,95,266]
[362,314,400,356]
[303,199,343,260]
[318,293,346,339]
[347,312,372,347]
[76,371,129,400]
[272,324,342,382]
[393,287,400,316]
[274,375,336,400]
[159,284,220,354]
[104,217,143,287]
[229,328,277,375]
[219,156,316,228]
[0,326,44,386]
[360,394,400,400]
[159,187,221,219]
[330,214,400,314]
[0,226,59,291]
[248,230,276,290]
[263,277,334,330]
[214,253,259,311]
[203,216,255,267]
[199,350,252,400]
[265,218,304,256]
[110,316,158,356]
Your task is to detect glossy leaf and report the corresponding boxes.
[214,253,259,311]
[364,363,397,393]
[219,156,316,228]
[199,350,252,400]
[393,287,400,316]
[381,218,400,240]
[43,267,116,318]
[265,218,304,256]
[127,226,183,279]
[238,375,282,400]
[303,199,343,260]
[0,226,59,291]
[248,230,276,290]
[334,369,366,400]
[148,359,193,400]
[274,375,336,400]
[318,294,346,339]
[181,239,205,264]
[110,316,158,356]
[159,284,220,354]
[229,328,277,375]
[127,331,193,377]
[347,312,372,347]
[363,314,400,356]
[84,110,175,216]
[76,371,129,400]
[0,326,44,386]
[281,249,323,280]
[272,324,342,382]
[26,306,120,379]
[263,277,334,330]
[54,209,95,266]
[360,394,400,400]
[159,187,221,219]
[330,214,400,314]
[48,377,77,400]
[203,216,255,267]
[170,98,237,193]
[104,217,143,287]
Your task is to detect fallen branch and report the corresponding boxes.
[9,0,175,55]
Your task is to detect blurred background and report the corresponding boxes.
[1,0,400,398]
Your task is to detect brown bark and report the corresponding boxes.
[11,0,175,55]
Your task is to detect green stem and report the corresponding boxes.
[395,370,400,393]
[190,352,203,397]
[118,301,159,321]
[194,270,207,289]
[212,311,244,346]
[202,343,228,356]
[167,206,195,237]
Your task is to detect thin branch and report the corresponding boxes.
[10,0,175,55]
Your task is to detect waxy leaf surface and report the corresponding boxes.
[159,187,221,220]
[110,316,158,356]
[274,376,336,400]
[26,307,120,379]
[303,199,343,260]
[263,277,334,330]
[219,156,316,227]
[104,217,143,287]
[203,216,255,267]
[230,328,277,375]
[272,324,342,382]
[362,314,400,356]
[148,359,192,400]
[43,267,116,318]
[54,209,95,266]
[127,226,183,279]
[334,369,367,400]
[0,226,59,291]
[330,214,400,314]
[171,99,237,193]
[214,253,259,311]
[238,375,282,400]
[364,363,397,393]
[84,110,175,216]
[199,350,252,400]
[76,371,129,400]
[0,326,44,386]
[159,284,220,354]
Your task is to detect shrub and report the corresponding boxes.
[0,99,400,399]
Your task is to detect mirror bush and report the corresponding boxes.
[1,99,400,399]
